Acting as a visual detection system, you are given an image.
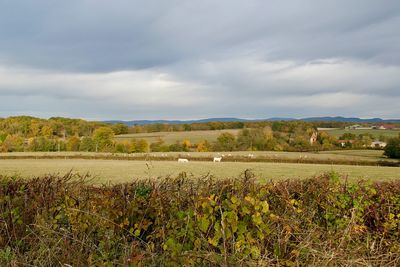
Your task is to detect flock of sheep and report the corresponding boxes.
[177,153,255,163]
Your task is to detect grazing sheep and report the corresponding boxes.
[213,157,222,162]
[178,158,189,163]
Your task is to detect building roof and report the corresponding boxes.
[378,124,396,129]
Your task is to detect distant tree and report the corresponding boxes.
[150,139,169,152]
[384,137,400,159]
[169,141,184,152]
[41,125,53,137]
[0,131,7,143]
[135,139,149,153]
[80,137,95,152]
[115,141,130,153]
[66,136,81,151]
[1,135,24,152]
[112,124,129,135]
[339,133,356,140]
[93,127,114,151]
[182,140,191,151]
[197,140,211,152]
[216,132,236,151]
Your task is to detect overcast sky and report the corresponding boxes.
[0,0,399,120]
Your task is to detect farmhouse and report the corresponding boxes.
[374,124,396,130]
[370,141,387,148]
[345,124,362,130]
[337,139,355,147]
[309,132,318,145]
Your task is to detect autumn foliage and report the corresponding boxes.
[1,172,400,266]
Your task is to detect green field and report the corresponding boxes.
[115,129,242,144]
[1,159,399,184]
[0,150,398,165]
[0,149,394,163]
[323,128,400,138]
[115,128,400,144]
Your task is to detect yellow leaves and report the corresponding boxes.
[198,216,210,233]
[134,229,141,237]
[252,212,263,226]
[260,201,269,213]
[269,213,280,222]
[119,217,129,228]
[245,196,256,206]
[352,224,367,234]
[250,246,261,259]
[208,236,220,247]
[241,206,251,215]
[231,195,238,204]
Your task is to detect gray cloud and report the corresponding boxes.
[0,0,399,119]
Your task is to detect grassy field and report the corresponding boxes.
[0,150,394,163]
[323,128,400,138]
[1,159,399,184]
[115,128,400,144]
[115,129,242,144]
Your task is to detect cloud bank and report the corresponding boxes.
[0,0,399,119]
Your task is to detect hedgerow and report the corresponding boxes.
[1,172,399,266]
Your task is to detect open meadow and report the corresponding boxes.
[323,128,400,138]
[114,128,400,144]
[114,129,242,144]
[1,159,399,184]
[0,149,393,162]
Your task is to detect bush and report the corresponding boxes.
[384,137,400,159]
[1,172,400,266]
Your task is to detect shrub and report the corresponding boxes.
[384,137,400,159]
[0,172,399,265]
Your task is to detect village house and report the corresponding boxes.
[337,139,355,147]
[370,141,387,148]
[309,132,318,145]
[345,124,362,130]
[373,124,397,130]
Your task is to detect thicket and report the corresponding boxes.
[1,172,399,266]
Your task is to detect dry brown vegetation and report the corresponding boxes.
[1,172,400,266]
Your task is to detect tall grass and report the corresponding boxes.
[1,172,399,266]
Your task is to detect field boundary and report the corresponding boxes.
[0,154,399,167]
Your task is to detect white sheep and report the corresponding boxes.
[213,157,222,162]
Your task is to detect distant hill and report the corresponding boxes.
[104,116,400,126]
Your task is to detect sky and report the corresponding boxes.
[0,0,399,120]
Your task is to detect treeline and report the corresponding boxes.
[1,116,398,153]
[130,120,352,133]
[0,116,130,152]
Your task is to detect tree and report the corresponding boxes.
[1,135,24,152]
[216,132,236,151]
[339,133,356,140]
[80,137,95,152]
[112,124,129,135]
[67,136,81,151]
[134,139,149,153]
[115,141,130,153]
[150,139,169,152]
[41,125,53,137]
[384,137,400,159]
[182,140,191,151]
[197,140,211,152]
[93,127,114,151]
